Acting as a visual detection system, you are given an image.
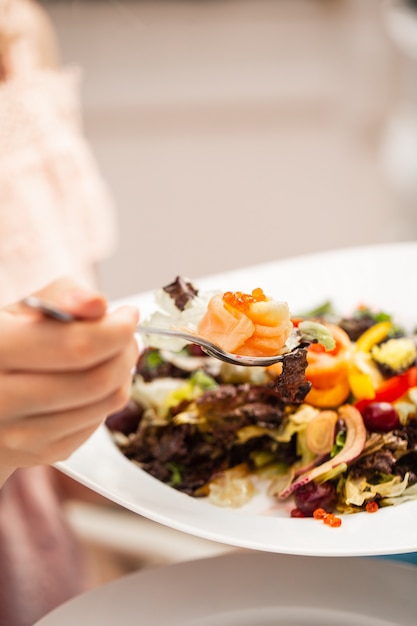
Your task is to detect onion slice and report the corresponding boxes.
[278,405,366,499]
[305,410,338,456]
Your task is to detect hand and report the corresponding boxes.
[0,277,139,486]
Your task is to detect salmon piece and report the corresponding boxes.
[197,294,254,353]
[237,336,288,357]
[197,289,292,357]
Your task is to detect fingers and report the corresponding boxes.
[0,337,139,420]
[0,384,132,467]
[0,276,141,474]
[33,277,108,320]
[0,305,139,371]
[7,276,108,321]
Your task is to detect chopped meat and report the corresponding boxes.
[271,347,312,404]
[163,276,198,311]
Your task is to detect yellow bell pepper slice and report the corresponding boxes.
[355,321,392,353]
[348,367,375,400]
[348,322,390,399]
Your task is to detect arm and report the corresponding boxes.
[0,277,139,489]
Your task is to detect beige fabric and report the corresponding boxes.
[0,66,118,306]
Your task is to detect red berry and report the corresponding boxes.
[361,402,400,433]
[293,481,337,517]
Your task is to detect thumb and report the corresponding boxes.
[34,276,107,320]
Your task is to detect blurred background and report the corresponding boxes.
[37,0,417,584]
[40,0,417,301]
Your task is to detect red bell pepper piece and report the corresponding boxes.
[355,366,417,413]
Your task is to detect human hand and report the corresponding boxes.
[0,277,139,486]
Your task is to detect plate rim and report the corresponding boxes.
[34,551,417,625]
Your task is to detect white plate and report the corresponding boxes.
[34,551,417,625]
[57,242,417,556]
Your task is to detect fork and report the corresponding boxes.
[21,296,301,367]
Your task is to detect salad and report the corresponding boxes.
[106,277,417,522]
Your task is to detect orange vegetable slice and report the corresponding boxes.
[305,323,352,389]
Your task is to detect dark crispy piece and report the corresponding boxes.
[196,384,286,427]
[339,315,375,341]
[163,276,198,311]
[121,422,233,495]
[271,347,312,404]
[120,394,297,495]
[118,371,306,495]
[349,449,397,481]
[348,418,417,485]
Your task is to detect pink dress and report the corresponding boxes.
[0,65,118,625]
[0,467,94,626]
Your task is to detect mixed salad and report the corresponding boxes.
[106,277,417,521]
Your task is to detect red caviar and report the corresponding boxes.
[223,288,267,313]
[326,514,342,527]
[365,501,379,514]
[313,508,342,527]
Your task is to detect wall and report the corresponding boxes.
[42,0,416,300]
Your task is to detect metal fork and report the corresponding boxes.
[21,296,299,367]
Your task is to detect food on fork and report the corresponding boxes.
[196,288,293,357]
[140,277,334,358]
